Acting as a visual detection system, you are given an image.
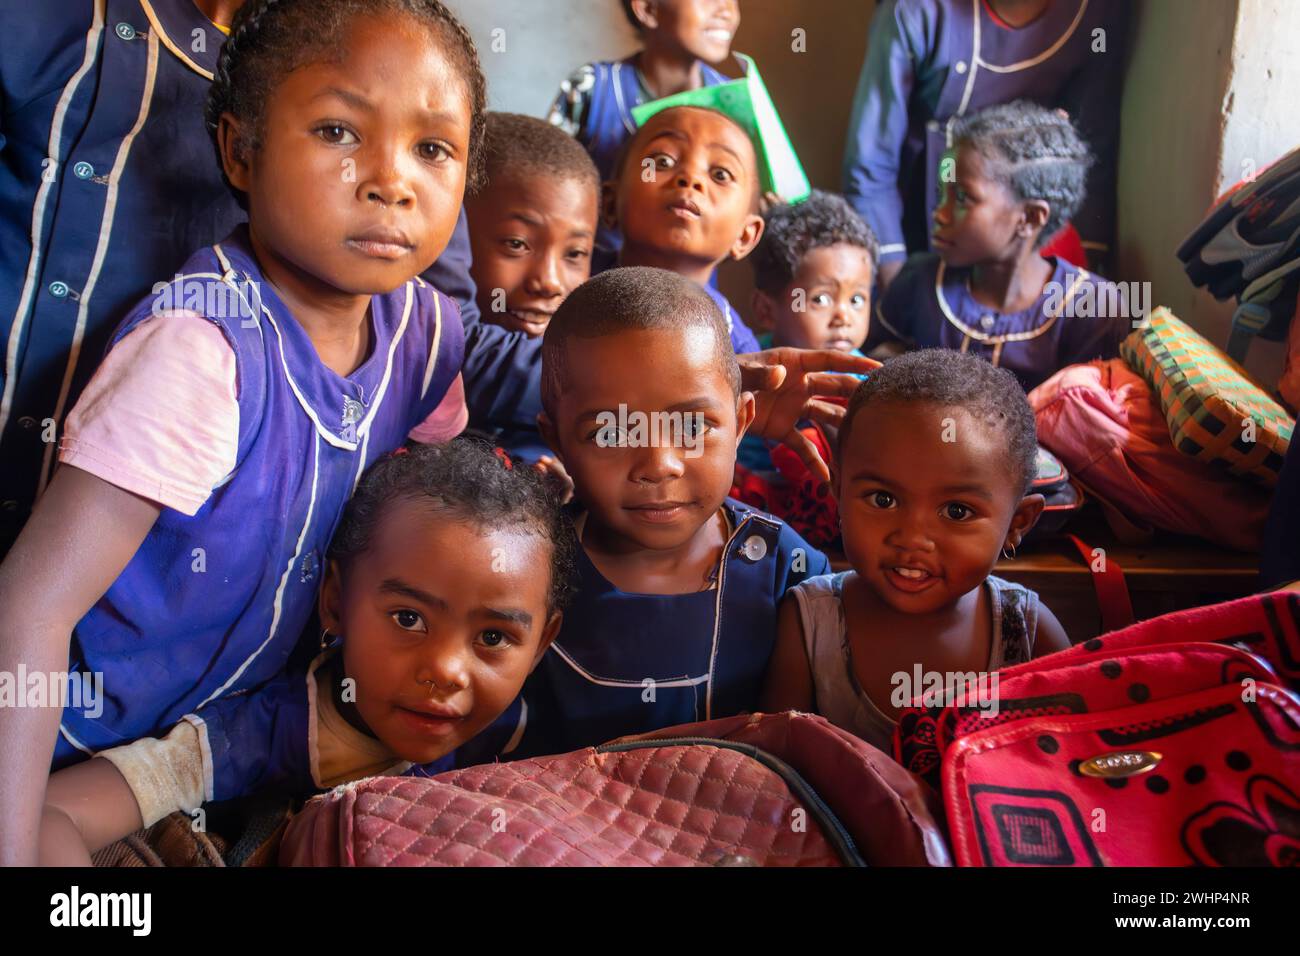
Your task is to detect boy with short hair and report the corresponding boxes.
[464,113,601,460]
[604,104,765,352]
[467,266,829,760]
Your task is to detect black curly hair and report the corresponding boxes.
[204,0,487,208]
[950,100,1092,246]
[839,349,1039,496]
[751,189,879,294]
[540,266,740,416]
[482,112,600,197]
[328,440,577,612]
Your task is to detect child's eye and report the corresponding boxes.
[955,188,969,204]
[476,629,515,649]
[810,293,832,308]
[682,418,711,440]
[943,502,974,521]
[868,491,895,508]
[850,293,867,309]
[588,425,628,446]
[652,153,675,170]
[419,141,452,163]
[391,609,427,633]
[566,247,591,262]
[502,238,528,253]
[316,124,357,145]
[710,166,734,183]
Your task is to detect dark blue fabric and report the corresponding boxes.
[57,226,464,761]
[0,0,480,555]
[461,499,829,762]
[1261,438,1300,589]
[877,252,1130,390]
[842,0,1129,264]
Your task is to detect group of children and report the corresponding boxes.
[0,0,1145,864]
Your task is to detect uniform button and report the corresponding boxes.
[980,314,996,331]
[955,60,968,74]
[115,22,136,40]
[17,416,37,430]
[926,119,940,133]
[73,161,95,180]
[740,535,767,562]
[49,281,69,298]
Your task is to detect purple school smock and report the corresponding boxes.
[876,252,1131,390]
[549,56,732,274]
[0,0,482,557]
[53,226,464,766]
[842,0,1129,266]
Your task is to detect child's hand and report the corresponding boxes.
[534,455,574,505]
[737,348,881,484]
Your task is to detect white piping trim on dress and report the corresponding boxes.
[138,0,216,80]
[977,0,1088,74]
[419,292,444,399]
[501,699,528,755]
[39,26,161,496]
[612,61,637,135]
[57,722,95,757]
[197,430,322,709]
[550,642,708,689]
[704,513,754,719]
[354,282,413,441]
[0,2,105,442]
[955,0,982,117]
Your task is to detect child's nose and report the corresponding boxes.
[630,441,686,484]
[358,150,416,207]
[887,513,937,552]
[417,646,470,695]
[526,253,565,298]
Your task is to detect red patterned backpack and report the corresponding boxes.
[895,591,1300,866]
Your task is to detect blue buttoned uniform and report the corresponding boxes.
[0,0,493,555]
[459,499,829,763]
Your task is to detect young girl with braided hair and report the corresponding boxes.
[0,0,488,863]
[872,100,1134,391]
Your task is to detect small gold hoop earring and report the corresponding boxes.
[1002,544,1017,561]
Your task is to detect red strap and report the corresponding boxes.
[1068,534,1135,633]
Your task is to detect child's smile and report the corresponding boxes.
[837,402,1033,616]
[224,14,472,309]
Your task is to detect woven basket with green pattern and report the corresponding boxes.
[1120,308,1293,485]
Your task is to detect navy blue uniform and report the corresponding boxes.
[462,500,829,762]
[0,0,483,555]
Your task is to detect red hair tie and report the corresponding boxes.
[493,447,514,470]
[390,446,410,458]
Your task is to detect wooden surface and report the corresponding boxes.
[826,511,1261,642]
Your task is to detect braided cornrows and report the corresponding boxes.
[951,100,1093,245]
[203,0,487,203]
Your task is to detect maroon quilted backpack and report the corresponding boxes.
[280,712,950,867]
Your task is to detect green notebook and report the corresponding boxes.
[630,53,812,204]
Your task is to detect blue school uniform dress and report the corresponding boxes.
[877,252,1130,391]
[0,0,480,557]
[549,55,732,274]
[463,499,829,762]
[842,0,1129,267]
[52,225,464,767]
[704,283,761,354]
[185,652,454,803]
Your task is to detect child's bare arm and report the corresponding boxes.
[0,466,160,864]
[760,595,815,714]
[39,758,145,866]
[1033,603,1072,658]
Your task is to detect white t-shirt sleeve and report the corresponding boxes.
[58,312,239,515]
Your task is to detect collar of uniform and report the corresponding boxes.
[138,0,224,81]
[974,0,1089,73]
[934,256,1089,344]
[211,224,409,449]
